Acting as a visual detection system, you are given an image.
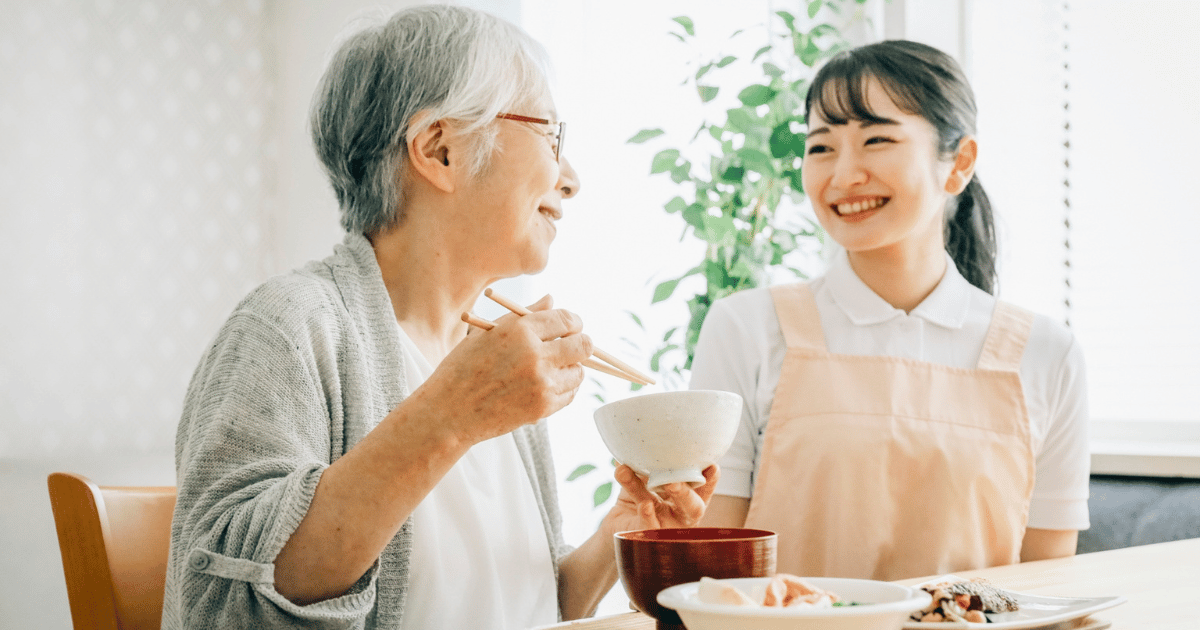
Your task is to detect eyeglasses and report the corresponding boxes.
[496,113,565,162]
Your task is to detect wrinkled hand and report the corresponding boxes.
[602,464,719,537]
[413,295,592,446]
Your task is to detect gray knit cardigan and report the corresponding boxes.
[163,233,571,629]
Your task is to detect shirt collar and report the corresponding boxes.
[825,249,972,329]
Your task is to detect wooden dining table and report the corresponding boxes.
[538,537,1199,630]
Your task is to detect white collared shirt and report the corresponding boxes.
[395,325,558,630]
[689,250,1091,531]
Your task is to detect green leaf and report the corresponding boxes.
[708,125,724,141]
[695,62,714,81]
[729,256,757,280]
[682,204,707,230]
[788,167,805,193]
[776,10,796,31]
[769,123,800,159]
[593,481,613,507]
[752,45,772,62]
[650,149,680,174]
[737,147,776,176]
[593,393,606,403]
[772,88,804,116]
[715,55,737,68]
[567,464,597,481]
[630,382,643,391]
[628,311,644,329]
[672,15,695,36]
[763,62,784,79]
[664,196,687,214]
[627,128,665,144]
[653,278,681,304]
[720,165,745,182]
[670,161,692,184]
[702,214,736,245]
[807,0,822,19]
[725,108,757,134]
[800,39,821,67]
[663,326,679,342]
[737,84,777,107]
[810,23,838,39]
[650,344,679,372]
[697,85,719,103]
[668,31,685,43]
[703,258,731,288]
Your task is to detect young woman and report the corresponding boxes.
[692,40,1090,581]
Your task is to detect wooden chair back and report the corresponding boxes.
[47,472,176,630]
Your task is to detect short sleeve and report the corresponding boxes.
[689,296,766,499]
[1026,335,1092,531]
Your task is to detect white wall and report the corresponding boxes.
[1,0,280,624]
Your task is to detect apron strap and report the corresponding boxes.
[769,283,828,353]
[976,301,1036,372]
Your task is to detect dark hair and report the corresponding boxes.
[804,40,997,294]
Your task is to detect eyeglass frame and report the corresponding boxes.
[495,113,565,162]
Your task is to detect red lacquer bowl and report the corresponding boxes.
[615,527,777,630]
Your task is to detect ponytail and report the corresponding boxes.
[944,174,997,294]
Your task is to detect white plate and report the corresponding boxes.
[658,576,932,630]
[903,575,1126,630]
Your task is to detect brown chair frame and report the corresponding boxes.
[47,472,176,630]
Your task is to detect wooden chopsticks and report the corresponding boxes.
[458,288,656,386]
[461,312,650,385]
[483,289,656,385]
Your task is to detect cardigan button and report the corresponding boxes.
[188,549,210,571]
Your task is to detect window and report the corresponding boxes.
[964,0,1200,474]
[969,0,1200,424]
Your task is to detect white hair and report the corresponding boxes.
[310,5,553,235]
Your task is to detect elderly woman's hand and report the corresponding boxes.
[601,463,719,536]
[408,295,592,446]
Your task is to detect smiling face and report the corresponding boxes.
[453,98,580,277]
[801,78,957,258]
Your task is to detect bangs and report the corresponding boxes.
[806,52,925,126]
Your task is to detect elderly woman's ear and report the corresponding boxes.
[406,119,457,194]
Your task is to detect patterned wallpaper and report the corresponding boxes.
[0,0,276,460]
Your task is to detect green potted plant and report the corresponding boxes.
[569,0,874,506]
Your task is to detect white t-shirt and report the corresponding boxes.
[396,325,559,630]
[689,251,1091,531]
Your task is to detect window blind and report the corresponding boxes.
[970,0,1200,422]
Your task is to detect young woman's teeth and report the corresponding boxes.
[836,197,885,215]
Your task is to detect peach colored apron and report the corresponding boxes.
[743,282,1036,581]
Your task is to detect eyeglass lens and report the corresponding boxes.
[555,122,565,162]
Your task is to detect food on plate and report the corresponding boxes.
[910,578,1020,623]
[697,574,842,608]
[697,577,760,606]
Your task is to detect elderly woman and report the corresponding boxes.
[162,6,717,629]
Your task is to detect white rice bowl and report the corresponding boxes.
[657,576,932,630]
